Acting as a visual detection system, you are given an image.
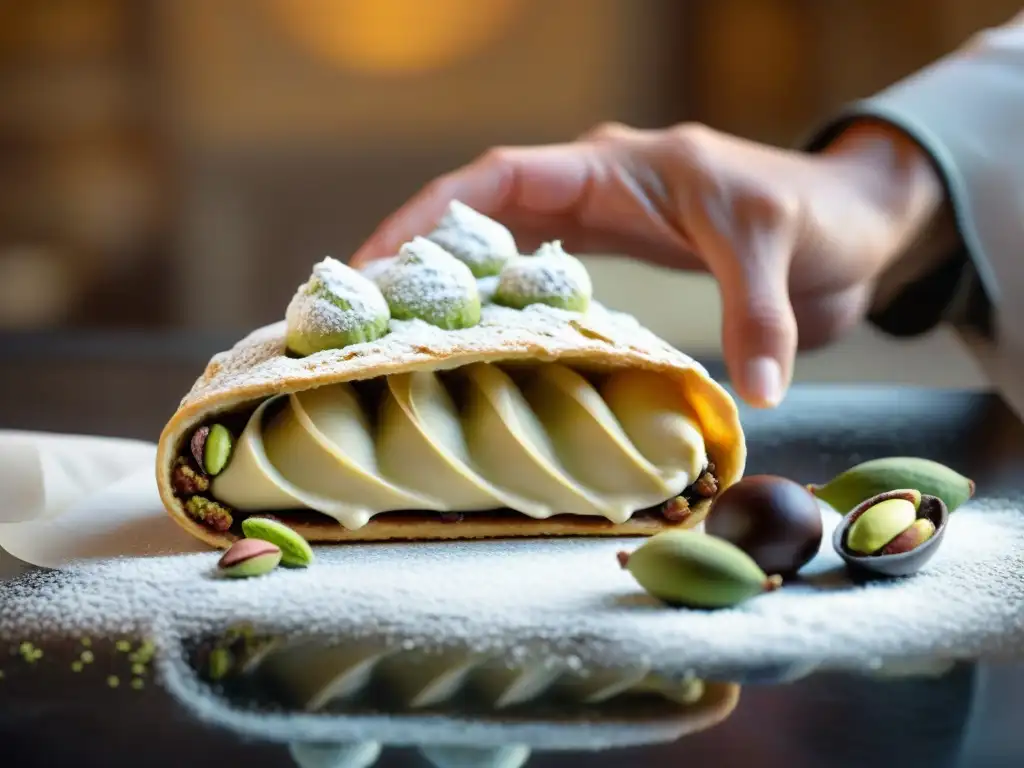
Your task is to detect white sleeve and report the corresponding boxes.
[804,13,1024,349]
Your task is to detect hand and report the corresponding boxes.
[351,120,946,408]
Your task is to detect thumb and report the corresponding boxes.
[716,252,798,409]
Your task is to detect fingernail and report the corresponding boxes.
[744,356,783,407]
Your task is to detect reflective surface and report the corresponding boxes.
[3,370,1024,766]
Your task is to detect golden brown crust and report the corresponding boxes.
[156,302,746,550]
[216,501,712,545]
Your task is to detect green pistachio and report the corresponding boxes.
[845,491,920,555]
[191,423,234,476]
[217,538,282,578]
[618,530,783,609]
[241,516,315,568]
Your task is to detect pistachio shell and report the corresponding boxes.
[808,457,974,514]
[832,491,949,578]
[620,530,782,609]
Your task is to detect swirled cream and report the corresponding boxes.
[210,363,707,529]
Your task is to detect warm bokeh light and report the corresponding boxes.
[267,0,523,75]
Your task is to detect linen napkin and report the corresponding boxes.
[2,430,1023,749]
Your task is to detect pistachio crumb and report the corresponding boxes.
[71,661,84,673]
[80,651,94,664]
[80,637,92,648]
[115,640,131,653]
[131,678,144,690]
[131,663,146,676]
[172,457,210,495]
[184,496,234,532]
[208,647,233,681]
[107,675,120,688]
[18,642,33,655]
[31,649,43,661]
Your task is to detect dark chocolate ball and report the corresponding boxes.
[705,475,823,576]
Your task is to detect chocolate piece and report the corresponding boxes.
[704,475,822,576]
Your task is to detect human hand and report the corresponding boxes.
[351,120,945,408]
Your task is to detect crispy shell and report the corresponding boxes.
[156,302,746,549]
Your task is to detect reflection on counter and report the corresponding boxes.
[0,627,981,767]
[188,625,733,719]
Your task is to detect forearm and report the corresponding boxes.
[804,12,1024,344]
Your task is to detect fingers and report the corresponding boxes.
[719,256,799,408]
[701,192,800,408]
[350,143,601,267]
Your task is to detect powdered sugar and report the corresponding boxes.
[494,242,593,310]
[180,297,686,415]
[285,257,390,341]
[3,504,1024,670]
[3,484,1023,747]
[427,200,518,278]
[374,237,480,326]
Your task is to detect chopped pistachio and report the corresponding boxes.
[80,637,92,648]
[208,647,233,681]
[131,678,144,690]
[80,651,94,664]
[71,661,84,673]
[116,640,131,653]
[185,496,233,532]
[107,675,120,688]
[131,663,146,676]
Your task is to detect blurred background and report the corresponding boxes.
[0,0,1019,437]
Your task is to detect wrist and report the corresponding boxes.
[821,118,947,251]
[820,118,962,308]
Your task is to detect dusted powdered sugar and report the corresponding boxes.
[285,257,390,340]
[496,242,593,307]
[2,502,1024,748]
[179,295,679,413]
[375,237,480,319]
[427,200,518,277]
[476,275,500,304]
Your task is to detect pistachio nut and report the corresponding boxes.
[191,423,235,476]
[241,516,315,568]
[845,489,920,555]
[618,530,783,609]
[880,517,936,556]
[217,538,282,578]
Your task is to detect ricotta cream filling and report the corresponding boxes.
[210,362,707,529]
